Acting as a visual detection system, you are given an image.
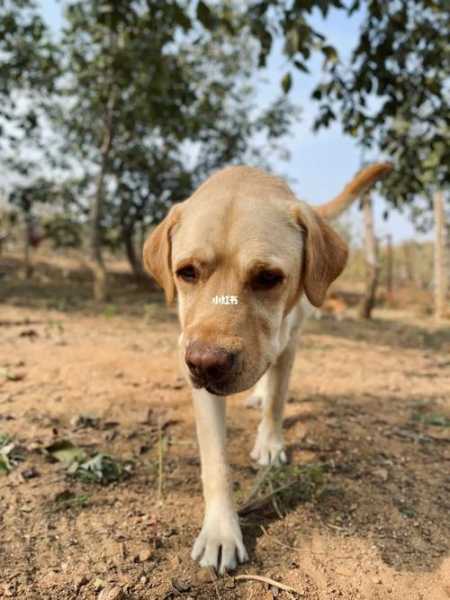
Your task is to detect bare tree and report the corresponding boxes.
[359,192,380,319]
[434,191,448,319]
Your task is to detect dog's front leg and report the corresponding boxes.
[191,388,248,574]
[251,339,296,466]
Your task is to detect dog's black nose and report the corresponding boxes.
[185,342,235,386]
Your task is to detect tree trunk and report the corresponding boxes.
[434,191,448,319]
[403,242,414,284]
[88,91,115,302]
[23,218,33,279]
[359,192,379,319]
[385,233,394,304]
[122,224,144,280]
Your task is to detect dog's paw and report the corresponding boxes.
[245,394,263,409]
[251,426,287,466]
[191,506,248,574]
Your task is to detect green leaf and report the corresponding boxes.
[70,453,133,484]
[0,455,10,474]
[413,413,450,427]
[53,490,90,510]
[321,45,338,63]
[294,60,310,74]
[173,6,191,31]
[46,439,87,465]
[281,72,292,94]
[0,435,25,473]
[285,28,299,55]
[196,1,214,30]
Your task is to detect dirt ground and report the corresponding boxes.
[1,254,450,600]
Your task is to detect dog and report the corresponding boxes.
[143,162,391,574]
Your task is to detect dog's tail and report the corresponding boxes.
[316,162,393,220]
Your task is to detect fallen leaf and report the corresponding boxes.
[46,439,87,465]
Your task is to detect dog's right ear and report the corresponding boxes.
[142,204,182,304]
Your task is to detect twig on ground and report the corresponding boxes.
[269,479,284,519]
[244,463,274,505]
[212,576,222,600]
[157,417,165,503]
[235,574,301,595]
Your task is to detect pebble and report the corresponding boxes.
[74,575,89,591]
[98,586,124,600]
[137,548,152,562]
[193,567,216,585]
[373,467,389,481]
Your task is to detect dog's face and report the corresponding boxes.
[144,167,348,395]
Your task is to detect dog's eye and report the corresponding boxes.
[176,265,198,283]
[251,269,284,291]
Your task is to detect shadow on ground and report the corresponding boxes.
[237,390,449,575]
[304,314,450,352]
[0,254,175,320]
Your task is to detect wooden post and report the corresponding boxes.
[434,191,448,319]
[385,233,394,304]
[359,192,380,319]
[23,214,34,279]
[403,242,413,284]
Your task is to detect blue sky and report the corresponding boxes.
[39,0,428,243]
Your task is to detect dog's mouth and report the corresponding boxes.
[189,374,233,396]
[189,363,270,397]
[205,383,228,396]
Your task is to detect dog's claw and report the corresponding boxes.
[251,427,287,466]
[192,508,248,575]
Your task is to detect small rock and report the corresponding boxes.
[372,576,382,585]
[70,414,99,429]
[74,575,89,591]
[194,567,216,585]
[137,548,152,562]
[98,586,123,600]
[21,467,39,480]
[373,467,388,482]
[2,584,15,597]
[171,578,191,593]
[93,578,106,591]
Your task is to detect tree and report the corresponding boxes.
[0,1,60,275]
[308,0,449,220]
[55,0,294,297]
[0,0,59,161]
[433,191,448,319]
[8,179,50,277]
[243,0,448,226]
[359,192,379,319]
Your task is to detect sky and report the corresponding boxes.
[38,0,430,244]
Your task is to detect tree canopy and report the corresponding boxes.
[244,0,448,220]
[1,0,447,297]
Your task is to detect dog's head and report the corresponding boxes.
[143,166,348,395]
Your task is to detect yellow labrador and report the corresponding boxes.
[143,163,391,574]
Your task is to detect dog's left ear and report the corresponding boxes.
[142,204,181,304]
[293,204,349,307]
